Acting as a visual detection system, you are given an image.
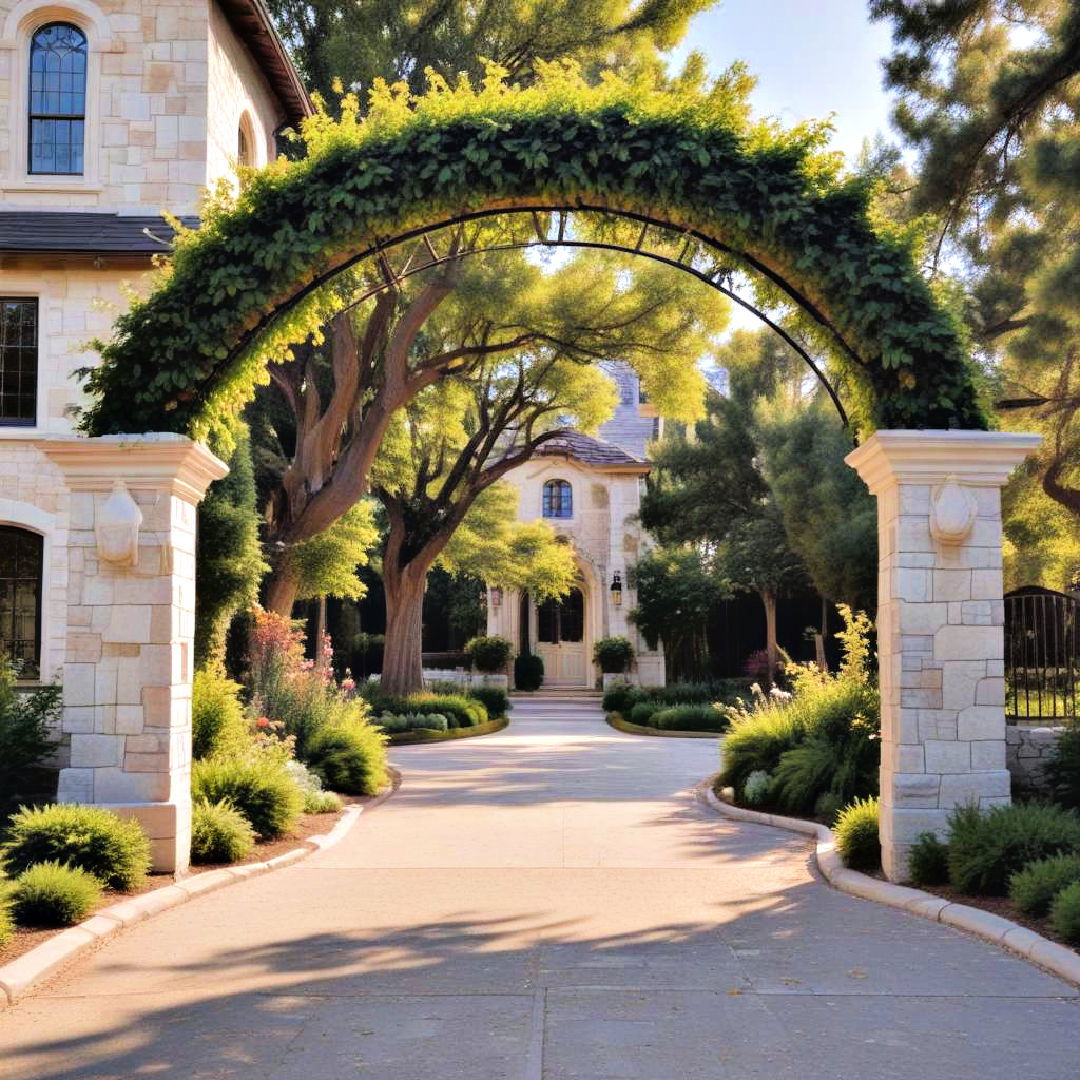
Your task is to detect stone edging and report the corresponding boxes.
[0,783,393,1007]
[700,783,1080,988]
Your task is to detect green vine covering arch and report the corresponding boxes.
[81,64,986,440]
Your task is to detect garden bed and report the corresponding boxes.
[608,713,720,739]
[387,716,509,745]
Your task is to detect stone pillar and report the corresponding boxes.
[847,431,1039,882]
[42,435,228,875]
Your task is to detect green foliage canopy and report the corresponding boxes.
[81,65,984,442]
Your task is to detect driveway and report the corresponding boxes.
[0,694,1077,1079]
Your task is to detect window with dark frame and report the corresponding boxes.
[542,479,572,519]
[0,299,38,425]
[536,588,584,644]
[29,22,87,176]
[0,526,43,680]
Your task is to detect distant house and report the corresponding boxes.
[486,364,666,688]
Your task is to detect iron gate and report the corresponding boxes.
[1004,587,1079,724]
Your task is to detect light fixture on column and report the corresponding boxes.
[610,571,622,607]
[490,586,503,608]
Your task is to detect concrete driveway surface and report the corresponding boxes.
[0,693,1077,1079]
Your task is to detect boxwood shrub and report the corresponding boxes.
[1,804,151,890]
[191,755,303,839]
[835,797,880,872]
[907,831,950,887]
[946,802,1080,896]
[1008,853,1080,918]
[514,652,544,691]
[1050,880,1080,944]
[652,705,728,732]
[11,862,102,927]
[469,686,509,719]
[190,798,256,864]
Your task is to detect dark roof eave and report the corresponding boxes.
[216,0,314,126]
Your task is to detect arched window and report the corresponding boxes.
[237,116,253,168]
[0,526,43,679]
[542,479,572,519]
[28,22,87,175]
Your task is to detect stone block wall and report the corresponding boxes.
[1006,726,1065,797]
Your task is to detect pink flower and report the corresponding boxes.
[341,678,355,692]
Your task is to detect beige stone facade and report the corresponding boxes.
[0,0,304,870]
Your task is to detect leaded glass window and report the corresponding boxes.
[542,479,572,519]
[0,527,43,679]
[29,22,87,175]
[0,299,38,425]
[536,589,584,644]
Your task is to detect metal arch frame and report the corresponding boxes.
[207,204,853,430]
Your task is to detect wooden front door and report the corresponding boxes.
[536,588,587,687]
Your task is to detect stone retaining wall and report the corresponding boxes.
[1006,725,1065,796]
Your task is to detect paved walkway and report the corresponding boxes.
[1,695,1078,1079]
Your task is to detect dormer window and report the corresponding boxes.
[28,22,87,175]
[542,479,573,519]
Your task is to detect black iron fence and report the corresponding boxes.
[1005,587,1080,725]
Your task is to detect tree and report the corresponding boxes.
[194,426,267,669]
[755,396,877,613]
[266,0,715,104]
[871,1,1080,519]
[367,250,717,693]
[630,547,726,683]
[641,330,812,677]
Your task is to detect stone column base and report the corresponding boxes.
[101,800,191,876]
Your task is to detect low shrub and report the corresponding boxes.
[908,831,950,887]
[377,713,449,733]
[190,799,255,864]
[370,692,486,730]
[601,682,638,715]
[1008,853,1080,918]
[629,700,663,726]
[1,804,151,890]
[469,686,509,719]
[652,704,728,732]
[304,789,344,814]
[306,724,390,795]
[946,802,1080,896]
[191,666,249,760]
[813,791,844,825]
[1050,880,1080,944]
[11,862,101,927]
[1044,720,1080,811]
[0,660,61,802]
[514,652,544,691]
[464,635,513,674]
[191,756,303,839]
[593,636,634,674]
[835,797,880,872]
[742,770,770,806]
[720,704,807,797]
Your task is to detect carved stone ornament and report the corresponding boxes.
[96,480,143,566]
[929,477,978,545]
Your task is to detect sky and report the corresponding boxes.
[668,0,898,162]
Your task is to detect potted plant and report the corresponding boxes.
[464,635,513,689]
[593,636,635,690]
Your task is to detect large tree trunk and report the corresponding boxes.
[762,590,778,687]
[264,562,300,617]
[380,559,429,696]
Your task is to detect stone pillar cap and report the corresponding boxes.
[846,429,1041,493]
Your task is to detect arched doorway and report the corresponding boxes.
[536,587,587,688]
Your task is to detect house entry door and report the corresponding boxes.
[536,588,587,687]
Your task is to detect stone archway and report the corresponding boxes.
[43,79,1038,879]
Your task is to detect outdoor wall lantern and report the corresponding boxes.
[490,586,503,608]
[610,571,623,607]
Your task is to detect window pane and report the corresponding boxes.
[537,598,559,643]
[28,23,87,176]
[0,299,38,424]
[0,526,42,679]
[543,480,572,519]
[560,589,584,643]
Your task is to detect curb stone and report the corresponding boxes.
[700,782,1080,989]
[0,796,379,1007]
